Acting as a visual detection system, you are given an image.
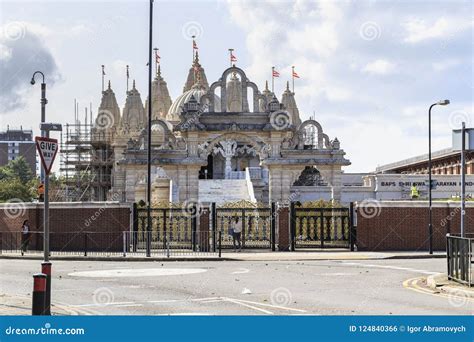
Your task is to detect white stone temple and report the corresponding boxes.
[90,52,350,204]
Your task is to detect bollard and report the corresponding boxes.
[32,273,46,315]
[41,261,52,315]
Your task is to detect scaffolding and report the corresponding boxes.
[59,103,115,201]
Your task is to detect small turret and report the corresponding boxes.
[145,64,173,121]
[96,80,121,129]
[183,51,209,93]
[281,81,301,126]
[122,80,145,131]
[226,73,243,112]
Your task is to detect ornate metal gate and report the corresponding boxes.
[212,201,275,249]
[134,202,197,251]
[290,202,353,249]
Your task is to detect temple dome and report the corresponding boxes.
[168,83,221,118]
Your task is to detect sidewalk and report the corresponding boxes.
[0,250,446,262]
[426,273,474,298]
[0,294,92,315]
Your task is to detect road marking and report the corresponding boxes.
[223,298,274,314]
[341,262,438,275]
[229,298,307,313]
[72,301,134,307]
[403,277,474,303]
[68,268,208,278]
[232,268,250,274]
[114,304,144,308]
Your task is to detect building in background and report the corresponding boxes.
[0,126,36,174]
[375,147,474,175]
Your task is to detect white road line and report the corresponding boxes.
[71,301,134,307]
[114,304,144,308]
[232,268,250,274]
[223,298,274,314]
[341,262,438,275]
[230,298,307,313]
[147,300,180,304]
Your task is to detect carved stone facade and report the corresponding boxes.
[92,57,350,204]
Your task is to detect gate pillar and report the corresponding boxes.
[277,205,291,251]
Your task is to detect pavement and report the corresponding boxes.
[1,257,472,316]
[0,250,447,262]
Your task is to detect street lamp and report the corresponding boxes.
[428,99,450,254]
[31,71,53,315]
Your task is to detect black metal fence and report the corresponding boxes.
[0,231,124,256]
[123,231,221,257]
[446,234,473,286]
[290,203,354,249]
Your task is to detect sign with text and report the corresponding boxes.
[35,136,58,175]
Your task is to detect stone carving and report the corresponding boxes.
[213,139,237,179]
[293,166,326,186]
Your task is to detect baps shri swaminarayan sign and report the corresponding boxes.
[35,136,59,175]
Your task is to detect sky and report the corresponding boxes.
[0,0,472,172]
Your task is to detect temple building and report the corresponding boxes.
[61,49,473,204]
[78,51,349,204]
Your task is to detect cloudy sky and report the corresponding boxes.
[0,0,472,172]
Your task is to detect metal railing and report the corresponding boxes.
[0,231,221,258]
[446,234,474,286]
[123,231,221,257]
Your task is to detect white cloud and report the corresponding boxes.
[362,59,396,75]
[402,17,471,43]
[226,0,472,171]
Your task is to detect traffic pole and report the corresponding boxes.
[32,273,46,315]
[41,261,52,315]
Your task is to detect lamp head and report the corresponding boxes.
[30,78,35,85]
[437,99,450,106]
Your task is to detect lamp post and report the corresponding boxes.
[428,99,450,254]
[31,71,51,315]
[146,0,154,257]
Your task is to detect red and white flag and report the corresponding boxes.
[155,50,161,63]
[272,69,280,77]
[292,70,300,78]
[230,51,237,62]
[193,40,198,50]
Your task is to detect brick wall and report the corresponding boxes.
[0,202,132,252]
[277,207,290,251]
[356,201,473,251]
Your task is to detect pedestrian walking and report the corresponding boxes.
[232,216,242,252]
[20,220,31,256]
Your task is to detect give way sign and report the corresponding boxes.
[35,136,59,175]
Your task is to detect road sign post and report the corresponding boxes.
[35,134,59,316]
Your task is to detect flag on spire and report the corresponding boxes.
[126,65,129,78]
[102,65,106,76]
[230,51,237,62]
[272,68,280,77]
[292,70,300,78]
[155,49,161,64]
[193,39,198,50]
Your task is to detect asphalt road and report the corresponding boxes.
[0,258,472,315]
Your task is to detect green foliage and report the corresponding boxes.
[0,157,36,202]
[0,178,35,202]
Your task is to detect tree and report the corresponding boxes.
[1,156,34,183]
[0,157,36,202]
[0,178,35,202]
